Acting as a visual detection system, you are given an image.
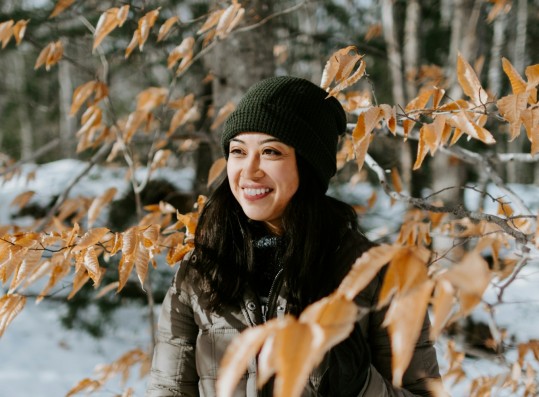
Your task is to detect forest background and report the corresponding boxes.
[1,0,539,396]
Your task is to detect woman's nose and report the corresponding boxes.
[242,154,263,179]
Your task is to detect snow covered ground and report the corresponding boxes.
[1,159,539,396]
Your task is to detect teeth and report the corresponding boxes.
[244,188,270,196]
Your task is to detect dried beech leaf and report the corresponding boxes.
[0,294,26,337]
[134,245,150,288]
[94,281,120,299]
[157,16,179,42]
[136,87,168,113]
[10,190,35,209]
[380,104,397,134]
[122,227,138,256]
[502,57,527,95]
[430,278,455,340]
[448,112,496,144]
[72,227,110,252]
[88,187,117,228]
[37,261,71,303]
[520,108,539,154]
[0,20,14,48]
[93,6,130,50]
[441,250,491,316]
[383,280,435,387]
[337,244,400,300]
[118,255,134,292]
[68,265,91,300]
[49,0,75,18]
[207,157,227,188]
[211,101,235,130]
[197,9,224,35]
[12,20,29,45]
[9,244,42,293]
[137,8,160,51]
[525,64,539,90]
[65,378,102,397]
[217,319,282,397]
[215,2,243,39]
[457,53,488,105]
[84,247,103,285]
[378,246,430,308]
[167,36,195,69]
[34,41,64,71]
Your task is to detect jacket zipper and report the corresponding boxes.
[264,268,283,322]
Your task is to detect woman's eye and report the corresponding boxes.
[229,148,244,155]
[263,148,281,156]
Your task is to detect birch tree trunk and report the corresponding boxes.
[58,57,76,157]
[10,53,33,160]
[487,12,508,96]
[381,0,405,107]
[404,0,420,102]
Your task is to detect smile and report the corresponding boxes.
[243,187,271,197]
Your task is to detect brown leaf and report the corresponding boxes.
[378,246,430,308]
[8,243,42,293]
[136,87,168,113]
[137,8,160,51]
[448,112,496,144]
[211,101,235,130]
[88,187,117,228]
[207,157,227,188]
[117,255,134,292]
[36,255,71,303]
[502,57,527,95]
[327,59,366,98]
[321,46,363,91]
[122,227,139,256]
[497,93,528,141]
[380,104,396,134]
[337,244,400,300]
[0,20,14,48]
[215,2,244,39]
[217,319,281,397]
[93,5,130,50]
[403,89,435,137]
[10,190,35,209]
[525,64,539,90]
[72,228,110,253]
[167,37,195,69]
[197,9,224,35]
[352,107,381,170]
[441,250,491,316]
[68,265,91,300]
[134,245,150,288]
[65,378,102,397]
[457,53,488,106]
[34,40,64,71]
[0,294,26,337]
[12,20,29,45]
[84,247,104,285]
[49,0,75,19]
[157,16,179,42]
[383,280,435,387]
[430,278,455,340]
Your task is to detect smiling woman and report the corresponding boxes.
[146,76,441,397]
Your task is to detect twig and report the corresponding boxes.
[0,138,61,177]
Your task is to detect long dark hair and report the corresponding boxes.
[191,156,370,313]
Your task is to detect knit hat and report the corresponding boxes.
[221,76,347,191]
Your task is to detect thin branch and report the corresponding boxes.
[0,137,61,177]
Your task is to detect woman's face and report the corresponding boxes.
[227,132,299,234]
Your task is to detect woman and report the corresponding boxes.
[147,76,440,396]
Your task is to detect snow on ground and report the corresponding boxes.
[1,160,539,396]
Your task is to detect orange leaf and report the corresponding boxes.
[327,59,367,98]
[403,88,435,137]
[84,247,104,285]
[122,227,139,256]
[321,46,361,90]
[12,20,29,45]
[137,8,160,51]
[337,244,400,300]
[0,294,26,337]
[207,157,227,188]
[68,265,91,300]
[430,278,455,340]
[497,93,528,140]
[390,167,403,193]
[502,57,527,94]
[0,20,14,48]
[136,87,168,113]
[65,378,102,397]
[378,246,430,308]
[215,2,244,39]
[117,255,134,292]
[34,40,64,71]
[157,16,179,42]
[93,5,130,50]
[448,112,496,144]
[210,101,235,130]
[49,0,75,19]
[457,53,488,106]
[380,104,396,134]
[383,280,435,387]
[217,320,281,397]
[134,245,150,288]
[441,250,491,316]
[10,190,35,209]
[525,64,539,90]
[72,228,110,253]
[521,108,539,155]
[37,259,71,302]
[8,244,42,293]
[88,187,117,228]
[167,36,195,69]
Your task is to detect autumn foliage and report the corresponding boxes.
[1,1,539,396]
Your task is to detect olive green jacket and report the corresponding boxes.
[146,234,440,397]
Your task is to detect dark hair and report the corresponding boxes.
[191,156,369,313]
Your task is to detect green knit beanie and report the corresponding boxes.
[221,76,347,191]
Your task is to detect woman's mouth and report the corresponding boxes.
[243,187,272,199]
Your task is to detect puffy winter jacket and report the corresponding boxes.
[146,230,440,396]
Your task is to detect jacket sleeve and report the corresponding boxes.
[360,273,441,397]
[146,263,200,397]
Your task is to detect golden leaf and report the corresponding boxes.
[525,64,539,90]
[37,261,71,303]
[134,245,150,288]
[457,53,488,106]
[137,8,160,51]
[12,20,29,45]
[497,93,528,140]
[215,2,244,39]
[217,319,281,397]
[432,87,446,109]
[136,87,168,113]
[117,255,134,292]
[0,20,14,49]
[68,265,91,300]
[0,294,26,337]
[88,187,117,228]
[502,57,527,95]
[321,46,362,90]
[0,246,27,284]
[520,108,539,154]
[211,101,235,130]
[10,190,35,209]
[403,88,435,137]
[380,104,396,134]
[430,278,455,340]
[34,41,64,71]
[327,59,366,98]
[167,36,195,69]
[441,250,491,316]
[122,227,139,256]
[383,280,435,387]
[352,108,380,171]
[93,6,130,50]
[8,244,42,293]
[157,16,179,42]
[141,224,160,248]
[124,29,140,59]
[448,112,496,144]
[197,9,224,35]
[337,244,400,300]
[390,167,403,193]
[65,378,102,397]
[84,247,104,285]
[49,0,75,19]
[299,293,358,348]
[71,80,97,115]
[72,228,110,253]
[94,281,120,299]
[207,157,227,188]
[378,246,430,308]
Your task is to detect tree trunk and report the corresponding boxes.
[404,0,420,102]
[381,0,405,107]
[201,0,275,193]
[512,0,527,74]
[487,12,508,96]
[58,57,76,157]
[10,53,33,160]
